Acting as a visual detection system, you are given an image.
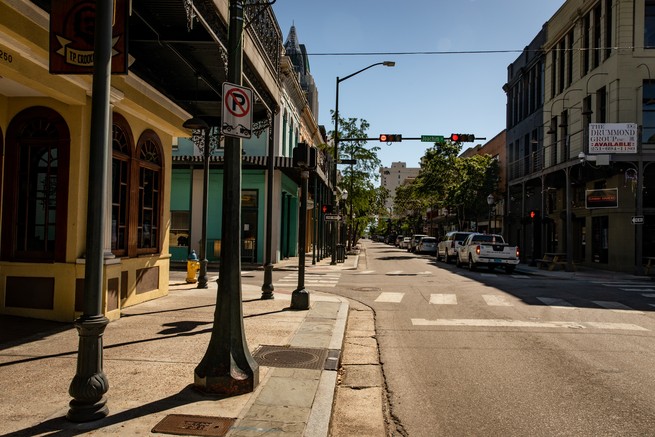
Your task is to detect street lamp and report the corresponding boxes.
[332,61,395,264]
[487,194,495,234]
[183,117,211,289]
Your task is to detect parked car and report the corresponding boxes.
[400,237,412,249]
[408,234,428,253]
[455,233,520,273]
[416,236,437,254]
[437,231,474,263]
[395,235,404,247]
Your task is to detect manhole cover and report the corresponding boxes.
[354,287,381,292]
[253,345,328,370]
[151,414,234,436]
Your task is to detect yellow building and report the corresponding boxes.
[0,0,284,321]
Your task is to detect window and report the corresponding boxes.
[111,116,164,257]
[170,211,190,247]
[136,130,163,254]
[646,0,655,48]
[605,0,612,59]
[111,113,133,256]
[583,13,591,74]
[643,81,655,143]
[596,86,607,123]
[1,107,70,262]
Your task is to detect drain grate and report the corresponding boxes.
[253,345,328,370]
[151,414,235,437]
[353,287,381,292]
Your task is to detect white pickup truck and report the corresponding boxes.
[455,233,520,273]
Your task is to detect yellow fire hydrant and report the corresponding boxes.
[186,250,200,283]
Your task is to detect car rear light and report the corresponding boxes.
[516,247,520,257]
[476,245,481,255]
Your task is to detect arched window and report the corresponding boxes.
[1,107,70,262]
[134,130,163,254]
[111,113,133,256]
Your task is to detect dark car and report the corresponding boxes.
[437,231,474,263]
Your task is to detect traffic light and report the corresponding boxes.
[529,210,540,221]
[449,134,475,142]
[379,134,402,142]
[292,142,317,169]
[321,204,333,214]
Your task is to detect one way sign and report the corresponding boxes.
[632,215,644,225]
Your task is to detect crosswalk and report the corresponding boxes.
[373,290,654,313]
[274,271,341,288]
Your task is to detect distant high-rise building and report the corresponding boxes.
[284,25,319,119]
[379,162,420,213]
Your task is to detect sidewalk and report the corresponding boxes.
[0,253,357,437]
[515,261,653,282]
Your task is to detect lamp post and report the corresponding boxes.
[332,61,395,264]
[291,170,310,309]
[183,117,211,288]
[487,194,494,234]
[342,189,349,252]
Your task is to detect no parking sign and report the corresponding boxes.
[221,82,253,139]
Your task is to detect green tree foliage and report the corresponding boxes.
[395,139,500,233]
[329,111,383,247]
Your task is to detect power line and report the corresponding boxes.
[306,46,637,57]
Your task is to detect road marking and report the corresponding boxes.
[620,288,655,292]
[536,297,575,309]
[482,295,513,306]
[411,319,585,329]
[643,293,655,298]
[511,275,530,279]
[584,322,649,331]
[386,270,404,275]
[430,294,457,305]
[417,271,433,275]
[274,272,341,288]
[411,319,648,331]
[592,301,643,314]
[375,292,404,303]
[356,270,375,275]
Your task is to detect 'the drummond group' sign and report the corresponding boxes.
[588,123,637,154]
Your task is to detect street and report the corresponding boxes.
[243,239,655,436]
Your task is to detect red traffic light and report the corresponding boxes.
[379,134,402,142]
[529,210,540,220]
[449,134,475,142]
[321,204,333,214]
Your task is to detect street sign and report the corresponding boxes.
[221,82,253,139]
[307,199,315,210]
[421,135,444,143]
[632,215,644,225]
[324,214,342,221]
[339,159,356,165]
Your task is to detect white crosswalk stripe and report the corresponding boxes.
[356,270,376,275]
[592,300,644,314]
[482,295,513,306]
[274,272,341,288]
[386,270,404,276]
[430,294,457,305]
[536,297,575,309]
[375,292,405,303]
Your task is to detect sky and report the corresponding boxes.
[271,0,566,169]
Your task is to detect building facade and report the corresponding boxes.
[379,162,420,215]
[506,0,655,273]
[0,0,291,321]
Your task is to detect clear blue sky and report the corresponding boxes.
[271,0,566,169]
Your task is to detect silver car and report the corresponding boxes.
[416,236,437,254]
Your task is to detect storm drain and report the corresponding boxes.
[151,414,235,437]
[253,345,328,370]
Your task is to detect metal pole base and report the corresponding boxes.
[261,263,274,299]
[197,259,209,289]
[193,370,258,396]
[67,315,110,422]
[291,288,310,310]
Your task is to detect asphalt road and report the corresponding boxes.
[327,240,655,436]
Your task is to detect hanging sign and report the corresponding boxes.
[221,82,253,139]
[585,188,618,209]
[50,0,129,74]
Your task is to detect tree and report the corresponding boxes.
[329,111,382,249]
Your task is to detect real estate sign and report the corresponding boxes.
[588,123,637,153]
